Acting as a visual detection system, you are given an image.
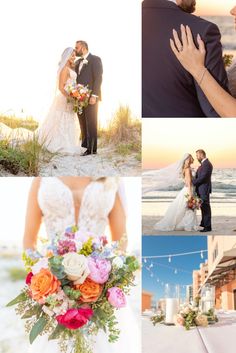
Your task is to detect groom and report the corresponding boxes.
[142,0,228,117]
[75,41,103,155]
[193,150,213,233]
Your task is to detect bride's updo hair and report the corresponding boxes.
[178,0,196,14]
[182,154,194,177]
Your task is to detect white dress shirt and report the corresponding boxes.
[78,52,90,74]
[168,0,177,3]
[201,158,207,164]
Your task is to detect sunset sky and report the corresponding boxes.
[142,119,236,170]
[0,0,140,126]
[196,0,235,16]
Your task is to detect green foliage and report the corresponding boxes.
[21,304,41,319]
[79,238,93,256]
[151,313,165,326]
[63,286,81,300]
[48,324,65,341]
[6,291,28,307]
[0,137,51,176]
[29,316,48,344]
[99,105,141,157]
[91,301,120,343]
[48,256,66,280]
[223,54,234,68]
[22,251,38,272]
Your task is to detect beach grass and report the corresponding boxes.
[0,115,54,176]
[99,105,141,159]
[0,115,38,131]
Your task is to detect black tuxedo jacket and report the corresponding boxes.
[193,159,213,199]
[75,53,103,101]
[142,0,228,117]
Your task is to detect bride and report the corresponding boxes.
[144,154,198,232]
[23,176,139,353]
[0,48,82,154]
[170,5,236,117]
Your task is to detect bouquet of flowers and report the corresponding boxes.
[7,226,139,353]
[151,302,218,331]
[174,304,218,330]
[65,80,92,114]
[185,194,202,211]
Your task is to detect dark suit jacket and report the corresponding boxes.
[75,53,103,101]
[142,0,228,117]
[193,159,213,199]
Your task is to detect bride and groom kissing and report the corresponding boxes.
[38,40,103,156]
[154,150,213,233]
[0,41,103,156]
[143,0,236,117]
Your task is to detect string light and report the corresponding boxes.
[201,250,204,259]
[142,249,207,259]
[168,256,171,263]
[144,258,147,263]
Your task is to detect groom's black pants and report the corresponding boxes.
[78,103,98,153]
[200,194,212,229]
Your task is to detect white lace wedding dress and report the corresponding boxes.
[154,172,198,232]
[27,177,140,353]
[0,69,81,155]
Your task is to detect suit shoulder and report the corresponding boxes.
[186,14,220,34]
[90,54,102,62]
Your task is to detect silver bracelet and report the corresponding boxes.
[198,68,207,86]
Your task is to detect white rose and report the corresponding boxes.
[112,257,124,269]
[62,253,90,284]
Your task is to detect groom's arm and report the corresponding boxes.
[194,22,229,117]
[92,56,103,98]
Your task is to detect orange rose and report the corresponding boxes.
[75,278,103,303]
[30,268,61,302]
[72,91,79,98]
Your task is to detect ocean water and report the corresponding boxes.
[204,16,236,53]
[142,168,236,205]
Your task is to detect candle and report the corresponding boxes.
[165,298,179,324]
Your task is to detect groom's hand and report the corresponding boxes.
[89,96,97,105]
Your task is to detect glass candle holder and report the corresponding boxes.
[164,284,180,324]
[200,284,215,313]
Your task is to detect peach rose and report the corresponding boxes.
[30,268,61,302]
[75,278,103,303]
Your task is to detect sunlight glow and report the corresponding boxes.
[0,0,141,126]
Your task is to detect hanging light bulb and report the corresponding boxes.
[168,255,171,263]
[200,251,204,259]
[150,273,154,278]
[144,258,147,263]
[174,268,178,274]
[156,278,159,283]
[150,263,153,268]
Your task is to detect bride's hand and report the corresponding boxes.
[170,24,206,81]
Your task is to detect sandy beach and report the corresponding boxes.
[39,144,141,177]
[0,143,141,177]
[142,215,236,236]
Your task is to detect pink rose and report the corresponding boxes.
[88,257,111,284]
[56,308,93,330]
[107,287,126,308]
[25,272,33,285]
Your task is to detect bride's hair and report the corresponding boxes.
[178,0,196,14]
[181,154,193,178]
